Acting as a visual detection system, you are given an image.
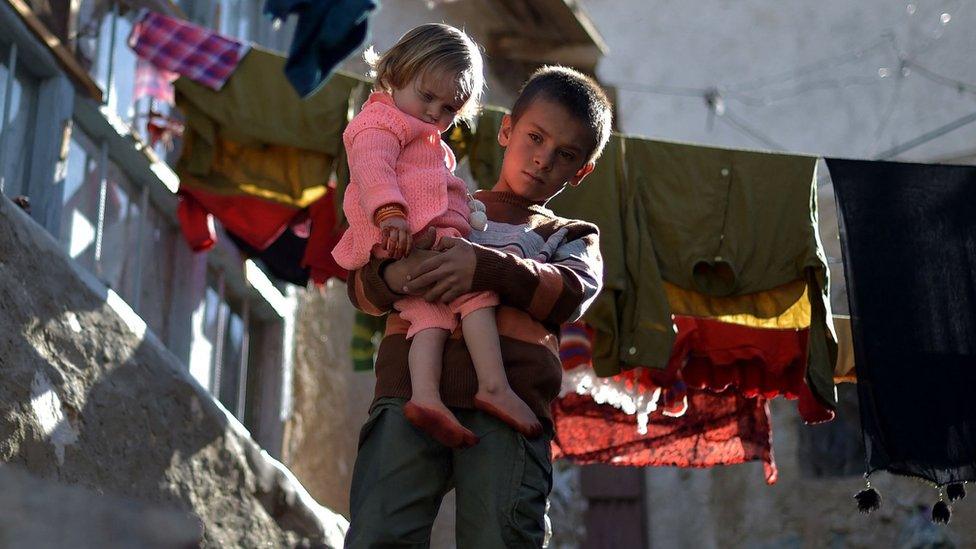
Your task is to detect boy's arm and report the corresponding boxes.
[468,223,603,325]
[345,257,401,316]
[348,223,603,325]
[345,247,442,315]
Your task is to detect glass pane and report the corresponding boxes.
[59,129,101,272]
[189,284,221,391]
[99,162,141,302]
[111,15,137,124]
[0,45,39,198]
[218,0,253,41]
[92,11,137,125]
[219,307,246,415]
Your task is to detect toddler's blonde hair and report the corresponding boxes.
[365,23,484,120]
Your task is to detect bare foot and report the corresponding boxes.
[403,399,479,449]
[473,387,543,438]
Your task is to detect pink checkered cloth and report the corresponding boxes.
[128,11,249,91]
[133,58,176,105]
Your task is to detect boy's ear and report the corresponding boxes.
[569,162,595,187]
[498,114,513,146]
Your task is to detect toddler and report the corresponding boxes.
[332,24,542,447]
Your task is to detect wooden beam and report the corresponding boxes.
[489,34,603,71]
[5,0,103,102]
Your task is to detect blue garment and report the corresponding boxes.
[264,0,378,98]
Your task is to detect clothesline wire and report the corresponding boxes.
[903,59,976,95]
[723,34,894,94]
[876,109,976,159]
[716,108,787,151]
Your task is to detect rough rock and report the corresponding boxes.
[0,196,347,547]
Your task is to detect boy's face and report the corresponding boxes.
[495,99,596,202]
[391,70,466,133]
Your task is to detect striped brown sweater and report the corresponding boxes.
[346,190,603,421]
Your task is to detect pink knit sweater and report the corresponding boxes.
[332,92,471,270]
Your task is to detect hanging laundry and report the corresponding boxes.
[174,47,364,208]
[176,193,216,252]
[133,58,176,105]
[178,186,299,251]
[828,158,976,502]
[672,316,833,424]
[264,0,377,98]
[145,108,183,149]
[546,135,672,379]
[301,190,348,285]
[168,44,363,285]
[128,10,250,91]
[228,228,310,286]
[547,138,838,414]
[552,391,777,485]
[626,140,836,409]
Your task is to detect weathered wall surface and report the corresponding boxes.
[286,280,375,518]
[0,197,347,548]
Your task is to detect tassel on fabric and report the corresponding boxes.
[854,481,882,514]
[947,482,966,502]
[932,499,951,524]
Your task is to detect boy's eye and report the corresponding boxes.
[422,92,434,101]
[559,150,575,161]
[444,105,457,113]
[529,133,542,143]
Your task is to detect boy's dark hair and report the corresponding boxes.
[511,65,613,163]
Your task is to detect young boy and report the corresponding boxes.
[344,65,612,548]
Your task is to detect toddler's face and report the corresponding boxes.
[392,71,467,133]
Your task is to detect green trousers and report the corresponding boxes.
[345,398,553,548]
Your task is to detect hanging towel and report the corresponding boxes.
[263,0,377,97]
[827,157,976,487]
[128,11,249,91]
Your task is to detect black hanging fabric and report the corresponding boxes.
[228,229,310,287]
[827,158,976,487]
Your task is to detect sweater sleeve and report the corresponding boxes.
[471,222,603,326]
[345,257,401,316]
[345,108,411,220]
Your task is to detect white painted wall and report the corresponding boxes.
[582,0,976,162]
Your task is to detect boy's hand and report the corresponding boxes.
[403,236,476,303]
[379,216,411,259]
[382,248,439,294]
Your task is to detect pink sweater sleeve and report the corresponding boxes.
[345,108,411,221]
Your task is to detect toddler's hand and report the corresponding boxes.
[380,216,412,259]
[413,227,437,251]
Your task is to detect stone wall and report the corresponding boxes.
[0,196,347,548]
